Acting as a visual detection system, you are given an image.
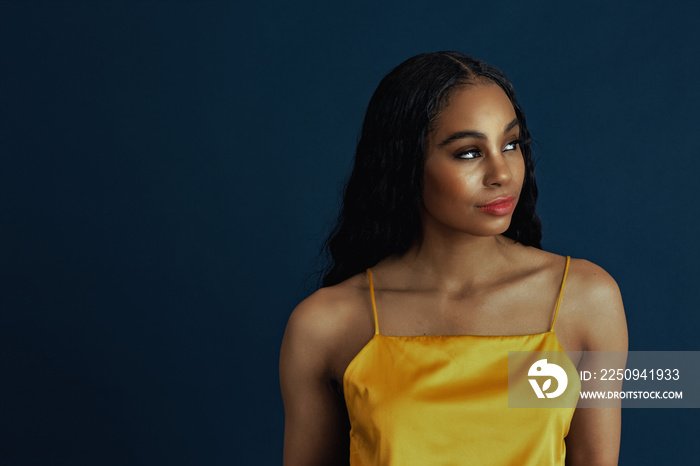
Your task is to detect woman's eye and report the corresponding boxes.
[456,149,480,159]
[503,140,520,151]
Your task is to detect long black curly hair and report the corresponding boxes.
[321,51,542,287]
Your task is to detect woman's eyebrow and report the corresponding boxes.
[437,118,520,147]
[504,118,520,134]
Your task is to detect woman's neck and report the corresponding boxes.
[386,232,518,293]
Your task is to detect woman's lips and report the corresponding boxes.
[477,196,516,216]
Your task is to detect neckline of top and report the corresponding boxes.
[373,330,555,339]
[342,329,567,389]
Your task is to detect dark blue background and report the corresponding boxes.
[1,1,698,464]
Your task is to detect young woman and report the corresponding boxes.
[280,51,628,465]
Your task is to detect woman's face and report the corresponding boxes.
[421,82,526,238]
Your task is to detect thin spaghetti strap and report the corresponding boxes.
[550,256,571,332]
[366,269,380,335]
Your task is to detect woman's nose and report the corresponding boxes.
[483,152,513,187]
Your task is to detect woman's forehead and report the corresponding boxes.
[431,83,517,137]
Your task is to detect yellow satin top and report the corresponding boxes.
[343,256,579,465]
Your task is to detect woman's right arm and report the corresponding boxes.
[280,295,350,466]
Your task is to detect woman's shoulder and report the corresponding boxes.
[553,254,628,351]
[564,257,622,309]
[512,246,627,348]
[514,245,620,294]
[283,273,373,362]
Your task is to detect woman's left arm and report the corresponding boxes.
[564,260,629,466]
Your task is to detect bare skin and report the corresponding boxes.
[280,83,628,466]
